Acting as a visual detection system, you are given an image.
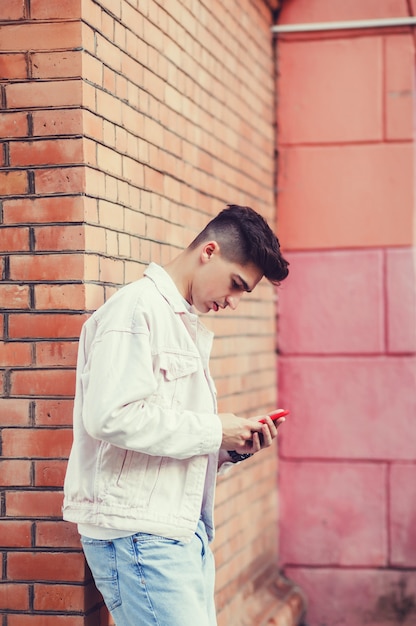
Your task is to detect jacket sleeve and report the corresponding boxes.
[80,322,222,460]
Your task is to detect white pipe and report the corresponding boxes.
[271,16,416,34]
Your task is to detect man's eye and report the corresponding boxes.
[231,280,241,290]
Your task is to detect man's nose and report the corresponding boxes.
[226,294,242,310]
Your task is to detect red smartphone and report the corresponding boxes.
[259,409,290,424]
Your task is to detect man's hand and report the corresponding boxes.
[219,413,283,456]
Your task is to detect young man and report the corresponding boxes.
[63,204,289,626]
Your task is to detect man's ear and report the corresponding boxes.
[201,240,220,263]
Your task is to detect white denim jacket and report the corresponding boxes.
[63,263,225,543]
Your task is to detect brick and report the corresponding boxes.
[9,254,84,281]
[7,550,85,582]
[125,208,146,236]
[10,368,76,396]
[0,398,30,425]
[118,232,131,257]
[80,0,102,28]
[96,88,123,127]
[2,428,73,458]
[99,0,121,20]
[30,0,82,20]
[34,166,85,194]
[0,341,32,366]
[6,490,63,518]
[279,356,416,460]
[84,170,105,204]
[385,34,414,140]
[390,464,416,566]
[0,284,30,309]
[9,313,86,338]
[114,20,127,51]
[32,108,82,136]
[33,582,87,612]
[0,23,81,52]
[0,583,29,610]
[98,200,124,231]
[0,145,6,167]
[6,80,82,109]
[0,52,27,79]
[84,224,106,253]
[277,36,383,145]
[35,520,80,548]
[96,33,122,74]
[280,460,387,566]
[34,460,68,487]
[284,567,416,626]
[0,520,32,548]
[35,399,74,426]
[82,109,103,142]
[35,341,79,367]
[9,138,83,167]
[83,136,98,168]
[105,175,119,206]
[8,616,88,626]
[144,166,165,194]
[30,50,82,79]
[99,256,124,284]
[386,248,416,353]
[34,284,85,310]
[97,143,122,176]
[0,170,28,196]
[0,226,30,251]
[35,224,84,251]
[0,112,28,137]
[81,50,103,89]
[278,250,384,354]
[123,156,145,188]
[2,196,84,224]
[103,65,116,95]
[0,459,31,486]
[85,282,105,310]
[277,143,414,249]
[0,0,26,20]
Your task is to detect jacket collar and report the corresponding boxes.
[144,263,193,315]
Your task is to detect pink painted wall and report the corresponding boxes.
[275,1,416,624]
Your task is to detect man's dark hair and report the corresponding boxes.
[189,204,289,284]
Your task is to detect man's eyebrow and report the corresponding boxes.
[236,275,252,292]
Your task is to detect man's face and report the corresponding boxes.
[189,243,263,314]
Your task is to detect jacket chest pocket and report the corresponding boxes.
[155,352,199,409]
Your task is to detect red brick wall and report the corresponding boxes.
[275,1,416,624]
[0,0,89,623]
[1,1,285,625]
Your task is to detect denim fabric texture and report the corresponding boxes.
[81,519,217,626]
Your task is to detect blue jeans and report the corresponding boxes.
[81,519,217,626]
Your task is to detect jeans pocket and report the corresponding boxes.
[81,537,122,612]
[195,519,209,559]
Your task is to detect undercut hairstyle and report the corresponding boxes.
[189,205,289,284]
